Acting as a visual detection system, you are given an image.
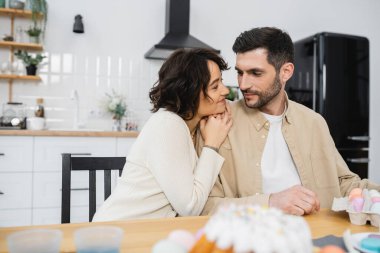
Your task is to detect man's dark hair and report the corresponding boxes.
[232,27,294,71]
[149,48,228,120]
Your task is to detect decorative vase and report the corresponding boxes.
[26,65,37,75]
[112,119,122,132]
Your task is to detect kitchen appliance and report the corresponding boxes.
[0,102,27,129]
[286,32,369,179]
[144,0,219,60]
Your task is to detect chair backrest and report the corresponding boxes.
[61,153,126,223]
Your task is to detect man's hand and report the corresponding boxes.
[269,185,320,215]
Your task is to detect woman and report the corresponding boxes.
[93,48,232,221]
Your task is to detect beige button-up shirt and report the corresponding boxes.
[199,98,380,215]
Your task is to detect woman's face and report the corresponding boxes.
[197,60,229,118]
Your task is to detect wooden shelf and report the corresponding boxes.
[1,8,44,101]
[0,74,41,81]
[0,41,43,50]
[0,8,43,18]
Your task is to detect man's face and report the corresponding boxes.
[235,48,282,109]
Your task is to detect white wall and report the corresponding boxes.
[1,0,379,182]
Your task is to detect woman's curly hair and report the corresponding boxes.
[149,48,229,120]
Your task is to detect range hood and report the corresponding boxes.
[144,0,220,60]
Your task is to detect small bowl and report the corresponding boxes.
[7,229,62,253]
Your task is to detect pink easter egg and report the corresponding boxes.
[349,188,363,201]
[371,197,380,203]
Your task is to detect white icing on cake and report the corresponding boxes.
[203,205,313,253]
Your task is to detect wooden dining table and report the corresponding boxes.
[0,209,378,253]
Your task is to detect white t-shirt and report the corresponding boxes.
[261,112,301,194]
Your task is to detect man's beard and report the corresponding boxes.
[242,74,282,109]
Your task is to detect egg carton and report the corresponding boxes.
[332,189,380,227]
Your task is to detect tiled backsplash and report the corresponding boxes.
[1,52,163,131]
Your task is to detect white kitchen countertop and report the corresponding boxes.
[0,129,139,137]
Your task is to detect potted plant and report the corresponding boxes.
[14,50,46,76]
[25,25,42,44]
[105,90,127,131]
[28,0,48,40]
[226,86,239,101]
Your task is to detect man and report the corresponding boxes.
[200,27,380,215]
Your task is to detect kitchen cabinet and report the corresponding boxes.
[0,172,33,227]
[0,136,33,172]
[0,136,33,226]
[0,8,43,102]
[0,135,136,227]
[0,209,32,227]
[0,172,32,209]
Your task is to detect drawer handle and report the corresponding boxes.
[72,188,89,191]
[60,188,89,191]
[347,136,370,141]
[69,153,92,156]
[0,153,5,156]
[346,158,370,164]
[0,190,4,195]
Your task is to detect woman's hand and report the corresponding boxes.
[199,102,233,150]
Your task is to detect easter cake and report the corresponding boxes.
[152,205,348,253]
[189,204,313,253]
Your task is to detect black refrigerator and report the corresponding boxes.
[286,32,370,179]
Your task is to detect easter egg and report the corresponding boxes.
[370,202,380,214]
[371,196,380,203]
[351,197,364,212]
[349,188,363,201]
[319,245,345,253]
[369,189,380,198]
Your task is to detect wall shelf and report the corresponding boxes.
[0,8,42,18]
[0,74,41,81]
[0,41,43,51]
[0,8,44,101]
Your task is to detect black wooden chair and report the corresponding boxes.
[61,153,126,223]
